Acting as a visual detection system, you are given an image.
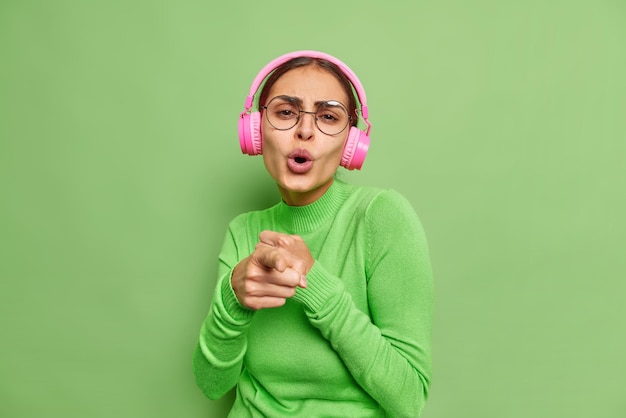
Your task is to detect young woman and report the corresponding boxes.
[193,50,434,417]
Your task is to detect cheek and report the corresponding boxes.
[260,133,284,173]
[261,132,282,156]
[330,137,348,160]
[260,119,276,151]
[261,150,281,182]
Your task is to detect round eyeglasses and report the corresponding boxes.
[262,95,351,136]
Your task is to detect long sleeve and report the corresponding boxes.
[192,222,255,400]
[291,190,433,417]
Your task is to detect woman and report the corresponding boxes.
[193,50,434,417]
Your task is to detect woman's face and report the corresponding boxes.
[261,66,350,206]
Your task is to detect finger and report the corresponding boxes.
[268,266,306,289]
[253,244,288,271]
[244,296,288,310]
[259,230,303,249]
[260,266,303,287]
[247,257,302,285]
[254,242,308,276]
[259,230,283,247]
[244,281,298,299]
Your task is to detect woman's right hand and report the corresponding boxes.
[231,240,307,310]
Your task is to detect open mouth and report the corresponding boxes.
[288,149,313,174]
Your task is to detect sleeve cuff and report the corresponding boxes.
[219,271,255,323]
[292,262,344,313]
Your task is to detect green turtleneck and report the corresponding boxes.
[193,180,433,417]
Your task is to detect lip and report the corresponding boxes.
[287,149,313,174]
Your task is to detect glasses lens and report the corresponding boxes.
[266,96,299,131]
[315,100,349,136]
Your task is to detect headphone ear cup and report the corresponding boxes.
[341,127,370,170]
[238,111,263,155]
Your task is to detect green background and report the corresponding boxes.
[1,1,625,417]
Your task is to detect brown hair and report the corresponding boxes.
[258,57,359,127]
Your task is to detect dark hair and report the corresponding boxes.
[258,57,359,127]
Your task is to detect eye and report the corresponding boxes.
[278,109,296,117]
[317,101,346,125]
[271,103,299,120]
[318,112,339,122]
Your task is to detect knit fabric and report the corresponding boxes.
[193,179,433,417]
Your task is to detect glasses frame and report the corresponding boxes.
[261,95,352,136]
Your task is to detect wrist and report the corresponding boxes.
[292,263,344,313]
[221,269,255,322]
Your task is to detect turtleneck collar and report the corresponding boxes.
[277,179,353,234]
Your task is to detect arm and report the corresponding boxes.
[192,223,255,400]
[292,190,434,417]
[193,219,306,399]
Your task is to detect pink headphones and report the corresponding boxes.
[238,50,371,170]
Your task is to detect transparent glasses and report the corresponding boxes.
[262,95,351,136]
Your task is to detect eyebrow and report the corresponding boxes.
[279,95,344,108]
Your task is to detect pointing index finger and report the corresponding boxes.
[259,230,281,247]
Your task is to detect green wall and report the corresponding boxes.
[1,1,625,417]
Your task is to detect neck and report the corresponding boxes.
[278,179,334,206]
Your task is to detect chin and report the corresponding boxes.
[281,178,318,193]
[286,176,334,193]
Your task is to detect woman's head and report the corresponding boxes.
[238,51,371,171]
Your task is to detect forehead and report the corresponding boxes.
[266,66,349,105]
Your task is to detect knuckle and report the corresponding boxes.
[244,281,258,296]
[278,235,293,247]
[246,263,258,276]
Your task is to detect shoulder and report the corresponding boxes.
[343,182,418,220]
[338,181,423,233]
[225,202,281,233]
[367,188,420,221]
[351,185,427,243]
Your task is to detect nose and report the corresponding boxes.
[295,111,316,141]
